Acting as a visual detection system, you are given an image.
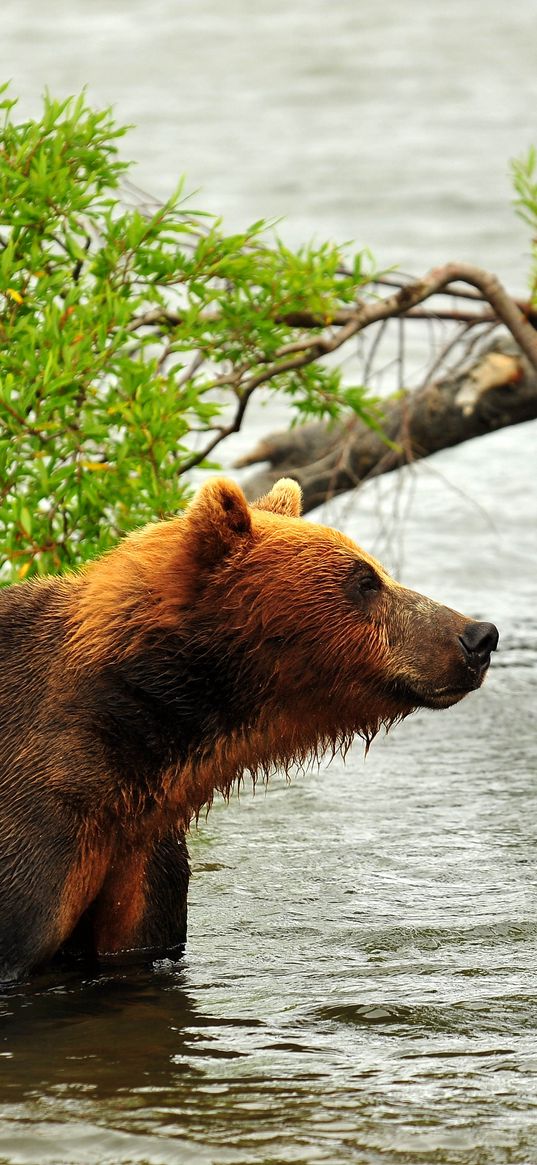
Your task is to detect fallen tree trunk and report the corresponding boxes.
[238,339,537,512]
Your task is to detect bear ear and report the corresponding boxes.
[186,478,252,567]
[253,477,302,517]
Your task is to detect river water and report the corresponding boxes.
[1,3,537,1163]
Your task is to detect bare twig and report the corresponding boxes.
[176,381,260,475]
[369,272,489,303]
[421,320,475,386]
[363,317,389,384]
[177,349,206,387]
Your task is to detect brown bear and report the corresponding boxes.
[0,477,498,983]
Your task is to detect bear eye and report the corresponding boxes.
[345,562,382,603]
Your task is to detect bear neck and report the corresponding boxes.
[72,624,365,828]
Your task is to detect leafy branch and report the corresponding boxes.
[0,89,382,579]
[1,88,537,580]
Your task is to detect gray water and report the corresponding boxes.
[1,4,537,1163]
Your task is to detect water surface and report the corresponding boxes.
[0,420,535,1165]
[1,4,537,1162]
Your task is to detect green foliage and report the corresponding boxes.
[0,87,378,580]
[512,146,537,303]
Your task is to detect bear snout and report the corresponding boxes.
[384,600,499,711]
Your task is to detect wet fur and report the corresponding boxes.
[0,478,490,981]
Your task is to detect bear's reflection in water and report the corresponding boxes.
[0,961,258,1100]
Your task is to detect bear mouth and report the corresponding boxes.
[413,686,475,710]
[390,663,490,711]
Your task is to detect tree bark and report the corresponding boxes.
[238,339,537,512]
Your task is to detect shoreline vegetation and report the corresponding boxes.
[1,88,537,575]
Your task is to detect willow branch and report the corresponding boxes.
[175,263,537,472]
[126,280,537,338]
[176,381,258,475]
[267,264,537,371]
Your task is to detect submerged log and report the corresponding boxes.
[238,340,537,512]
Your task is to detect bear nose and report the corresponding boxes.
[459,621,499,664]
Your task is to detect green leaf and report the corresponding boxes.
[0,86,385,580]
